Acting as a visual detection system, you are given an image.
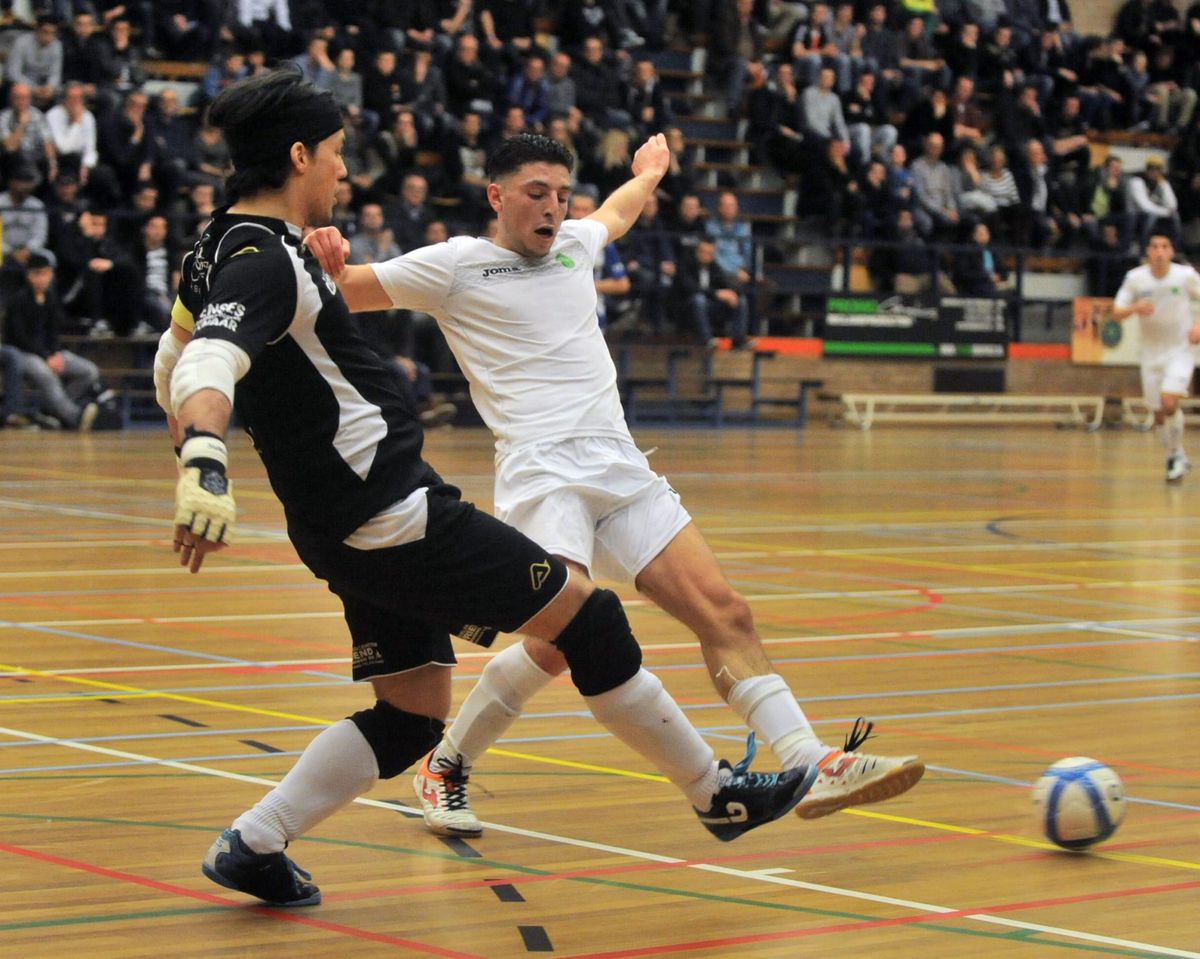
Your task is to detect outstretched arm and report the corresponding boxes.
[588,133,670,244]
[303,228,393,312]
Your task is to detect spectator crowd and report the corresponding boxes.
[2,0,1199,427]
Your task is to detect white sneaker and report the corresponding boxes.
[1166,454,1187,483]
[794,719,925,820]
[413,750,482,837]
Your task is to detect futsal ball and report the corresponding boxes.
[1032,757,1126,851]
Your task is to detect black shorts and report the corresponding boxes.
[288,485,570,682]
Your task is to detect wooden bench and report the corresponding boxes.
[622,347,720,425]
[1119,396,1200,431]
[840,393,1107,431]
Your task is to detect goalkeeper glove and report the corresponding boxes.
[174,430,236,545]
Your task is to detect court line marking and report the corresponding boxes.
[0,721,1196,958]
[0,841,486,959]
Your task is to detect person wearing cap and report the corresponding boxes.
[1,249,99,431]
[1128,155,1182,246]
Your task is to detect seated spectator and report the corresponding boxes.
[804,138,857,234]
[490,105,530,150]
[2,250,98,431]
[289,31,335,87]
[885,142,917,213]
[620,192,676,333]
[944,20,982,81]
[507,55,551,130]
[672,193,708,258]
[1082,156,1132,249]
[573,36,630,129]
[190,114,232,194]
[363,48,406,131]
[626,57,673,136]
[581,128,633,200]
[949,75,985,152]
[385,173,433,252]
[232,0,294,58]
[981,144,1024,243]
[898,15,950,109]
[891,207,955,295]
[793,2,849,92]
[46,169,85,250]
[801,65,850,156]
[546,52,576,118]
[444,33,498,118]
[828,2,867,91]
[155,1,218,62]
[955,146,998,223]
[0,163,49,269]
[911,131,960,237]
[373,108,421,197]
[199,47,249,109]
[1128,155,1182,245]
[658,126,696,206]
[1015,138,1063,247]
[100,17,145,114]
[1,342,33,428]
[996,82,1047,153]
[479,0,543,62]
[320,46,378,147]
[110,182,161,246]
[712,0,766,114]
[747,60,805,173]
[953,222,1008,296]
[673,238,751,348]
[568,190,632,331]
[400,48,449,138]
[132,212,178,334]
[1147,45,1197,134]
[349,203,402,266]
[444,111,490,212]
[1047,93,1091,185]
[705,190,753,286]
[854,157,900,239]
[900,84,954,159]
[6,16,63,110]
[559,0,644,52]
[97,89,152,200]
[46,82,100,192]
[1077,37,1127,131]
[0,82,56,182]
[60,9,108,103]
[1088,220,1137,296]
[57,208,141,337]
[860,2,904,107]
[844,69,897,165]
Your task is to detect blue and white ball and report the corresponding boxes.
[1032,757,1126,851]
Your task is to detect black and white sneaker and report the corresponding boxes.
[694,735,818,842]
[1167,454,1188,483]
[201,828,321,906]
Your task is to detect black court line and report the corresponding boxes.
[489,882,525,903]
[438,836,482,858]
[379,798,423,820]
[518,926,553,952]
[239,740,284,753]
[159,714,208,727]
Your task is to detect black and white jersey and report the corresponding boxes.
[175,210,438,540]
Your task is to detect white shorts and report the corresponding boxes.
[1141,350,1195,409]
[494,436,692,583]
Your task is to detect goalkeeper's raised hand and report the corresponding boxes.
[174,430,235,573]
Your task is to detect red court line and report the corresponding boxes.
[0,841,485,958]
[559,876,1200,959]
[325,832,974,903]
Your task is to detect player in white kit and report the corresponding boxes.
[1113,232,1200,482]
[306,133,924,836]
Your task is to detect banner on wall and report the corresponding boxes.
[1070,297,1140,366]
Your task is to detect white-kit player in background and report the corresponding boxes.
[1113,231,1200,482]
[305,132,925,837]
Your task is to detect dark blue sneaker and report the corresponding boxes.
[202,828,322,906]
[694,735,818,842]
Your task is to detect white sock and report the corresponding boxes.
[585,667,719,810]
[727,673,830,768]
[1172,407,1186,456]
[234,719,379,854]
[435,641,555,769]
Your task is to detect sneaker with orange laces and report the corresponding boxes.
[413,750,482,837]
[794,718,924,820]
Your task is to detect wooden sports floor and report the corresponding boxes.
[1,423,1198,959]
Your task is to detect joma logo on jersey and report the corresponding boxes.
[482,266,521,278]
[196,301,246,332]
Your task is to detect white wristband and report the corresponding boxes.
[179,434,228,470]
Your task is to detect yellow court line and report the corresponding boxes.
[7,662,1200,869]
[845,807,1200,871]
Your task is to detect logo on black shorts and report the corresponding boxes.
[530,559,552,591]
[352,643,383,668]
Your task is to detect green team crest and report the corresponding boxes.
[1101,319,1124,348]
[555,253,575,269]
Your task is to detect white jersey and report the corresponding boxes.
[370,218,630,451]
[1114,262,1200,363]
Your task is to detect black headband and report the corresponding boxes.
[226,94,343,170]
